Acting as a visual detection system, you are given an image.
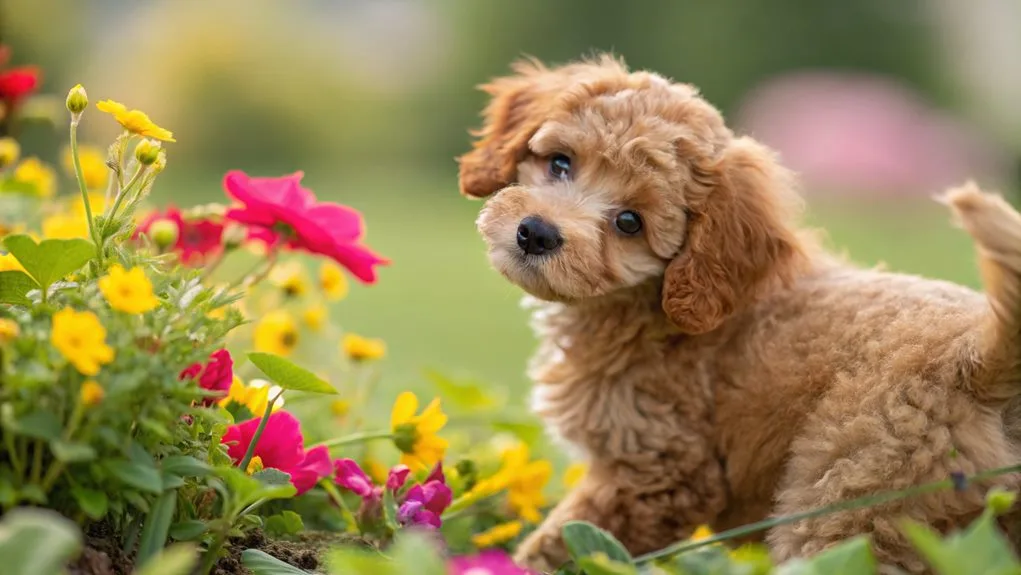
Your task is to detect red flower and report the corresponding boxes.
[0,46,40,104]
[136,207,224,265]
[179,349,233,404]
[221,411,332,495]
[223,170,387,283]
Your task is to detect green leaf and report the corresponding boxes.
[169,520,208,541]
[265,511,305,537]
[903,512,1021,575]
[0,270,36,305]
[0,508,83,575]
[391,531,449,575]
[491,418,544,446]
[1,409,62,441]
[775,536,876,575]
[247,352,337,394]
[160,455,213,478]
[424,369,500,411]
[215,466,297,510]
[562,521,633,565]
[133,543,199,575]
[137,490,178,568]
[669,546,745,575]
[51,440,97,463]
[243,549,313,575]
[383,484,399,531]
[254,468,293,487]
[577,553,639,575]
[71,485,108,520]
[3,234,95,292]
[104,459,163,494]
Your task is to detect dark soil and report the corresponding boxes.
[68,525,370,575]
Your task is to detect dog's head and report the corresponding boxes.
[461,55,807,334]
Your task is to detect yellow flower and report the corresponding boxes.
[364,456,389,485]
[62,146,109,190]
[0,137,20,168]
[302,305,327,331]
[563,462,588,489]
[13,157,56,198]
[390,391,448,471]
[219,377,284,418]
[253,310,299,356]
[42,212,90,240]
[319,262,348,301]
[51,308,115,376]
[471,521,523,548]
[470,442,552,523]
[690,525,714,542]
[0,252,25,273]
[80,380,105,406]
[0,318,20,344]
[246,455,264,475]
[99,265,160,314]
[270,262,308,298]
[96,100,176,142]
[342,333,386,362]
[330,399,350,417]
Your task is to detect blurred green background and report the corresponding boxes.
[4,0,1020,402]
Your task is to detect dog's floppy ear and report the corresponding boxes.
[458,58,559,199]
[662,137,806,334]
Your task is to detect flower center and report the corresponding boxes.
[280,330,298,348]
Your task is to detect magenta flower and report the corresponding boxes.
[221,411,332,495]
[398,478,452,529]
[179,348,233,404]
[222,170,388,283]
[334,458,376,498]
[448,550,537,575]
[135,206,224,265]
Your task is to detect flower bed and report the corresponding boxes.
[2,45,1021,575]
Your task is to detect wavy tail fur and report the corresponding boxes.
[941,181,1021,405]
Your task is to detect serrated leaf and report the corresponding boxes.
[563,521,633,565]
[103,459,163,493]
[1,409,62,441]
[0,270,36,305]
[133,543,198,575]
[51,440,97,463]
[247,352,337,394]
[137,490,178,567]
[0,508,82,575]
[3,234,94,293]
[243,549,313,575]
[70,486,108,519]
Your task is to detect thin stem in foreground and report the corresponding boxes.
[69,120,102,261]
[635,463,1021,564]
[311,430,394,450]
[237,389,285,473]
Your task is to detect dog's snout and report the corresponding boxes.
[516,216,563,256]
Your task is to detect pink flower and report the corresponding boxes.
[335,458,375,498]
[221,411,331,495]
[398,479,452,529]
[222,170,388,283]
[448,550,536,575]
[179,349,233,404]
[136,207,224,265]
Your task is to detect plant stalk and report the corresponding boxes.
[311,430,394,450]
[237,388,285,472]
[69,119,102,263]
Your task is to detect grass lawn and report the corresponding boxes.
[152,168,984,432]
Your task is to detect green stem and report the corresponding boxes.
[311,430,394,450]
[4,432,23,481]
[238,389,285,473]
[199,529,228,575]
[635,463,1021,564]
[321,480,359,533]
[101,164,145,238]
[29,440,43,484]
[441,492,503,521]
[69,119,102,262]
[41,398,87,493]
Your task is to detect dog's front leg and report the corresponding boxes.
[514,459,727,573]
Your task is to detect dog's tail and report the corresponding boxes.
[942,181,1021,405]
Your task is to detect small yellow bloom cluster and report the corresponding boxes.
[219,377,284,418]
[253,310,299,357]
[99,265,160,314]
[342,333,386,362]
[80,380,105,406]
[390,391,448,471]
[469,442,553,524]
[471,520,523,548]
[50,308,114,376]
[320,262,348,301]
[12,157,56,198]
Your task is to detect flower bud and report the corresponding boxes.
[222,223,247,250]
[151,150,167,174]
[134,139,162,165]
[148,217,179,249]
[987,488,1018,516]
[66,84,88,115]
[0,318,20,344]
[0,137,20,170]
[80,380,105,406]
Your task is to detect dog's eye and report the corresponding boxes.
[614,210,643,235]
[549,154,572,181]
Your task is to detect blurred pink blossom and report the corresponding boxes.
[736,72,1006,197]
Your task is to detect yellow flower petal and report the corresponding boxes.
[390,391,419,428]
[416,398,448,434]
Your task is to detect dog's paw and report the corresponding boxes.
[513,530,565,573]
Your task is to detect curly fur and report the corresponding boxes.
[458,54,1021,574]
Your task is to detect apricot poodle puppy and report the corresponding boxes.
[457,55,1021,574]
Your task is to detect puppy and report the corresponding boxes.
[457,54,1021,574]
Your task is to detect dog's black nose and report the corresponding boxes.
[516,216,563,255]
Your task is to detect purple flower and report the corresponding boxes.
[448,550,537,574]
[397,478,452,529]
